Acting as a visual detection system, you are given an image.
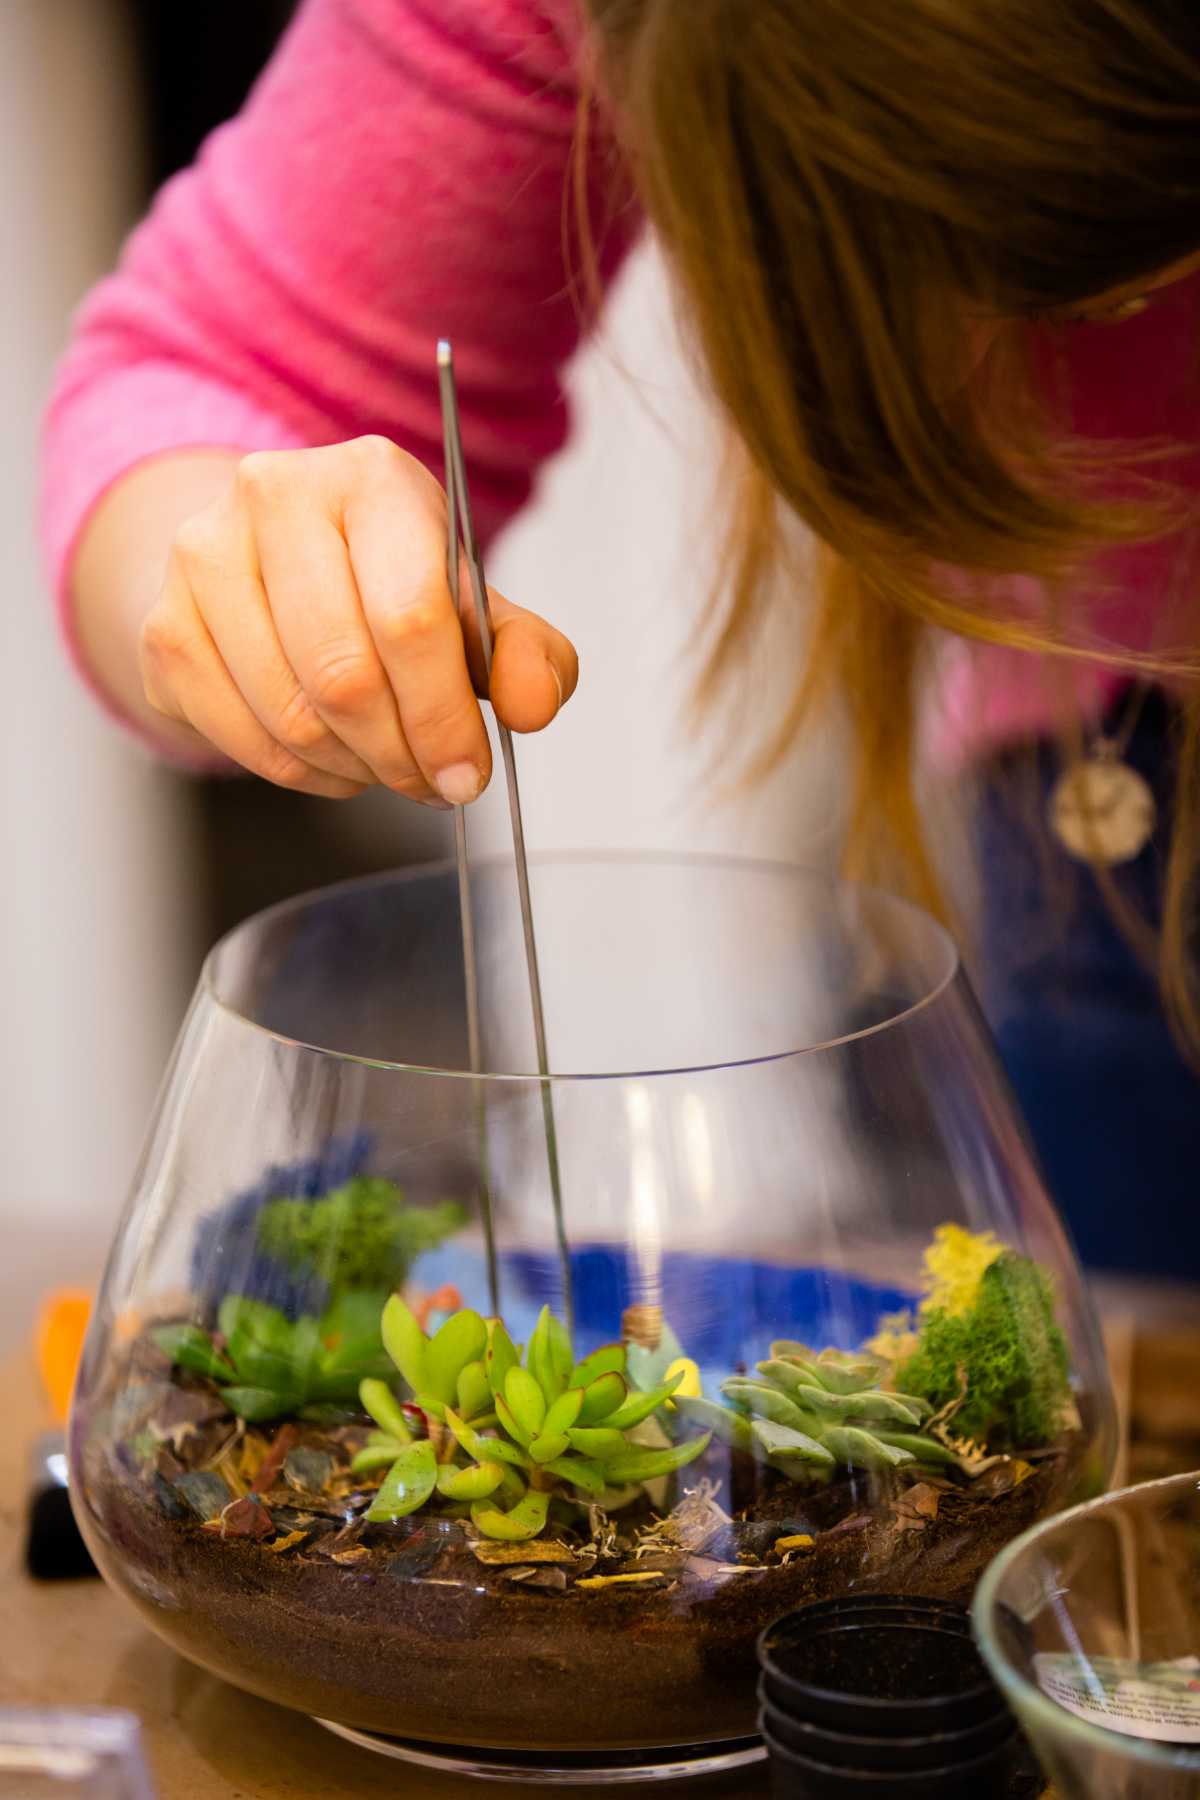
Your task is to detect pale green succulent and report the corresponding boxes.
[356,1299,711,1542]
[674,1342,961,1480]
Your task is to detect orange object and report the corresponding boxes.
[413,1284,462,1331]
[35,1289,93,1425]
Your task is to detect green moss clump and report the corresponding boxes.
[897,1252,1071,1450]
[256,1177,464,1294]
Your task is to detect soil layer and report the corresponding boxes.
[76,1415,1083,1752]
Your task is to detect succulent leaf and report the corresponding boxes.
[152,1323,237,1383]
[782,1382,924,1428]
[220,1297,308,1391]
[570,1345,626,1389]
[888,1394,936,1422]
[316,1289,390,1375]
[542,1388,584,1437]
[566,1426,627,1461]
[625,1321,684,1392]
[351,1441,407,1474]
[359,1377,414,1444]
[603,1372,684,1432]
[366,1440,438,1520]
[426,1309,488,1405]
[444,1407,531,1469]
[545,1313,575,1389]
[822,1426,915,1470]
[873,1430,962,1467]
[528,1430,572,1464]
[470,1490,551,1541]
[603,1431,711,1485]
[495,1392,533,1449]
[456,1358,492,1422]
[541,1454,608,1495]
[750,1418,835,1469]
[382,1295,429,1396]
[436,1460,506,1501]
[528,1306,569,1404]
[504,1365,547,1439]
[497,1465,528,1505]
[577,1371,627,1424]
[485,1320,520,1397]
[673,1394,756,1452]
[722,1378,816,1432]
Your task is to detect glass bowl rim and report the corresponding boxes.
[200,848,961,1083]
[972,1469,1200,1774]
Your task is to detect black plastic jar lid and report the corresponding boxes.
[758,1681,1016,1772]
[758,1599,1003,1736]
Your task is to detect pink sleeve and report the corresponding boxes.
[40,0,636,718]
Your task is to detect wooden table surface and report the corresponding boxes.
[4,1303,1197,1799]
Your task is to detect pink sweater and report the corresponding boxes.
[40,0,1200,761]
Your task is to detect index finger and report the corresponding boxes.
[342,451,493,806]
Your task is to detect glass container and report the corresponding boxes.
[68,855,1113,1772]
[974,1471,1200,1799]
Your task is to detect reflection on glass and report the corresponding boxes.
[976,1471,1200,1799]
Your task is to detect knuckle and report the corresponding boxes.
[271,685,334,758]
[172,512,223,575]
[346,433,401,476]
[373,599,444,658]
[140,607,190,670]
[257,741,315,792]
[236,449,294,504]
[307,649,381,717]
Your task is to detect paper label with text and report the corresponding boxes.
[1035,1653,1200,1744]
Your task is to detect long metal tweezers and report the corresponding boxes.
[437,339,573,1334]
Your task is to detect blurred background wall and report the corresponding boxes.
[0,0,837,1352]
[1,0,198,1326]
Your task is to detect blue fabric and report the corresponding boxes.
[411,1242,914,1373]
[974,690,1200,1282]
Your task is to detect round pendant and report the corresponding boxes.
[1048,756,1157,866]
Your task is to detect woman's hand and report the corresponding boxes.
[136,437,577,803]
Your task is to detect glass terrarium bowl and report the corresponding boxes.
[69,853,1113,1774]
[974,1471,1200,1800]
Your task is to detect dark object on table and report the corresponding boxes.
[758,1595,1028,1796]
[24,1432,97,1580]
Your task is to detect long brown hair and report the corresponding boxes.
[580,0,1200,1039]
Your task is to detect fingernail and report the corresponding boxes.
[435,762,483,806]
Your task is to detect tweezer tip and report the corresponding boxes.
[436,338,453,368]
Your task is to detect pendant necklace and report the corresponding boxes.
[1047,683,1157,867]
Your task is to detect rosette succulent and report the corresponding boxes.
[153,1291,394,1423]
[358,1299,711,1541]
[674,1344,961,1479]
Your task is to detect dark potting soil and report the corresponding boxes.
[75,1404,1085,1753]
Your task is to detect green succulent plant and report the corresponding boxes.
[358,1299,711,1541]
[256,1178,465,1294]
[674,1343,961,1479]
[153,1291,394,1423]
